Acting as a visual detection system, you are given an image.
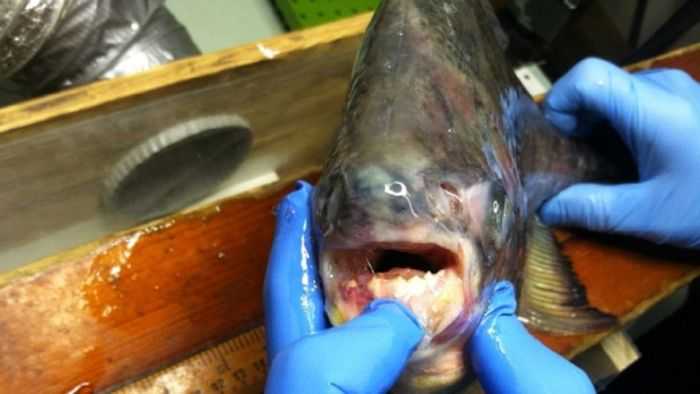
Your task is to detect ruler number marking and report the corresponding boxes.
[113,327,266,394]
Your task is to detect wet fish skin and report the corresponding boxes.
[312,0,625,392]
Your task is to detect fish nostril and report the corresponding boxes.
[440,181,458,195]
[440,181,462,213]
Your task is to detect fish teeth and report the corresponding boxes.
[425,271,439,291]
[365,268,464,335]
[394,277,409,298]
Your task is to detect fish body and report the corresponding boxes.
[312,1,626,392]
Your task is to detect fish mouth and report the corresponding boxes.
[321,241,474,344]
[372,244,457,276]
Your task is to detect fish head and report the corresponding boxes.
[313,139,525,387]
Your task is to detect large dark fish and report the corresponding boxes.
[312,0,629,392]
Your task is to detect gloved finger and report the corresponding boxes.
[469,281,594,394]
[265,300,425,394]
[264,181,326,360]
[542,58,615,136]
[538,181,651,237]
[634,68,698,94]
[635,68,700,111]
[543,57,678,147]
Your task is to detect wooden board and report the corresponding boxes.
[1,10,700,394]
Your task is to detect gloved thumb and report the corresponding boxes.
[538,182,650,236]
[265,300,424,394]
[469,281,594,394]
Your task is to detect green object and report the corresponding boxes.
[274,0,380,30]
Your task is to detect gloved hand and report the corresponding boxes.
[540,57,700,249]
[263,181,425,394]
[264,181,595,394]
[468,281,595,394]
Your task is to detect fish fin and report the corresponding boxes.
[517,217,617,334]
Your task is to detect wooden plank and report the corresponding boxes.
[626,42,700,73]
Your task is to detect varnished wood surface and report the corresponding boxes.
[0,181,300,393]
[626,41,700,73]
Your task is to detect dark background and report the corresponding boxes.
[495,0,700,79]
[601,280,699,393]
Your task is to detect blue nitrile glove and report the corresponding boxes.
[540,57,700,249]
[469,281,595,394]
[263,181,425,394]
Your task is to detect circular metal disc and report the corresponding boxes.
[101,114,253,221]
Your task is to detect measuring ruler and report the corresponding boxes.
[112,327,267,394]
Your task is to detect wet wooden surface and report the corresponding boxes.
[0,182,299,393]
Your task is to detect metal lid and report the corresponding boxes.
[101,114,253,221]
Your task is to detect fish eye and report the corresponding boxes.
[492,199,501,218]
[487,183,513,248]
